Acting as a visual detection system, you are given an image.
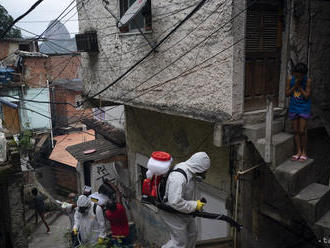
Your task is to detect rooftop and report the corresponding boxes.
[49,130,95,167]
[53,79,82,92]
[66,139,126,163]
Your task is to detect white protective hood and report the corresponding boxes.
[184,152,210,174]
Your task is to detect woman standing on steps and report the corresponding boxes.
[286,63,312,162]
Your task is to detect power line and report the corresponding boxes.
[37,0,76,39]
[116,0,229,98]
[80,0,208,105]
[0,0,45,39]
[0,95,76,107]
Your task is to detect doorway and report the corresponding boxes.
[244,1,283,111]
[83,161,92,187]
[2,103,20,134]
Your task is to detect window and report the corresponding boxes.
[19,44,30,52]
[119,0,152,33]
[75,31,98,52]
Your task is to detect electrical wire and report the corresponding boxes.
[80,0,208,104]
[0,0,45,39]
[37,0,76,39]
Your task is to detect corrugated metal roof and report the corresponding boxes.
[66,139,126,163]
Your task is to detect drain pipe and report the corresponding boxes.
[234,163,265,248]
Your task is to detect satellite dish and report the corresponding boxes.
[118,0,147,28]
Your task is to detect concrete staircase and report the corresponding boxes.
[244,120,330,241]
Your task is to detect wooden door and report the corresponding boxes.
[244,1,283,111]
[2,103,20,134]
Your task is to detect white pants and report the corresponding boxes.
[161,211,197,248]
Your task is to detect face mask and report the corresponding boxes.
[195,172,207,182]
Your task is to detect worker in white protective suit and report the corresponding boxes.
[73,195,106,245]
[161,152,210,248]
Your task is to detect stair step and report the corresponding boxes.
[293,183,330,224]
[259,204,292,227]
[255,132,294,167]
[275,158,315,196]
[243,120,283,141]
[314,210,330,238]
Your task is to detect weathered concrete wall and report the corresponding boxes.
[77,0,236,122]
[231,0,246,119]
[124,106,230,245]
[125,106,230,190]
[0,160,27,248]
[289,0,330,127]
[309,1,330,108]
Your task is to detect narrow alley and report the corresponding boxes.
[29,214,70,248]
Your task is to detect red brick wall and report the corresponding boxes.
[46,55,81,82]
[23,57,48,87]
[22,54,81,88]
[54,86,93,125]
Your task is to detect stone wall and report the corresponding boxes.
[77,0,236,122]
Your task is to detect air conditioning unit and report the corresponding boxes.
[75,31,99,53]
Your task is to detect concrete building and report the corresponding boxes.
[77,0,330,247]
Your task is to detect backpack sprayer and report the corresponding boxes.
[142,152,243,231]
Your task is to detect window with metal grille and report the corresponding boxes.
[119,0,152,33]
[75,31,98,52]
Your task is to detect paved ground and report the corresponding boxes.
[29,213,70,248]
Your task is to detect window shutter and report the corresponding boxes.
[246,5,281,53]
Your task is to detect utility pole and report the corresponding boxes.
[47,80,54,148]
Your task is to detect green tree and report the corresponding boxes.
[0,4,22,38]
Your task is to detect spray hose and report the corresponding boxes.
[152,201,243,231]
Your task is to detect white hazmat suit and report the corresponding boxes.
[73,195,106,244]
[161,152,210,248]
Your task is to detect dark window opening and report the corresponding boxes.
[83,161,92,187]
[19,44,30,52]
[119,0,152,33]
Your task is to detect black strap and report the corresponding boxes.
[93,203,97,215]
[171,168,188,182]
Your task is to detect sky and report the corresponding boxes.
[1,0,79,38]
